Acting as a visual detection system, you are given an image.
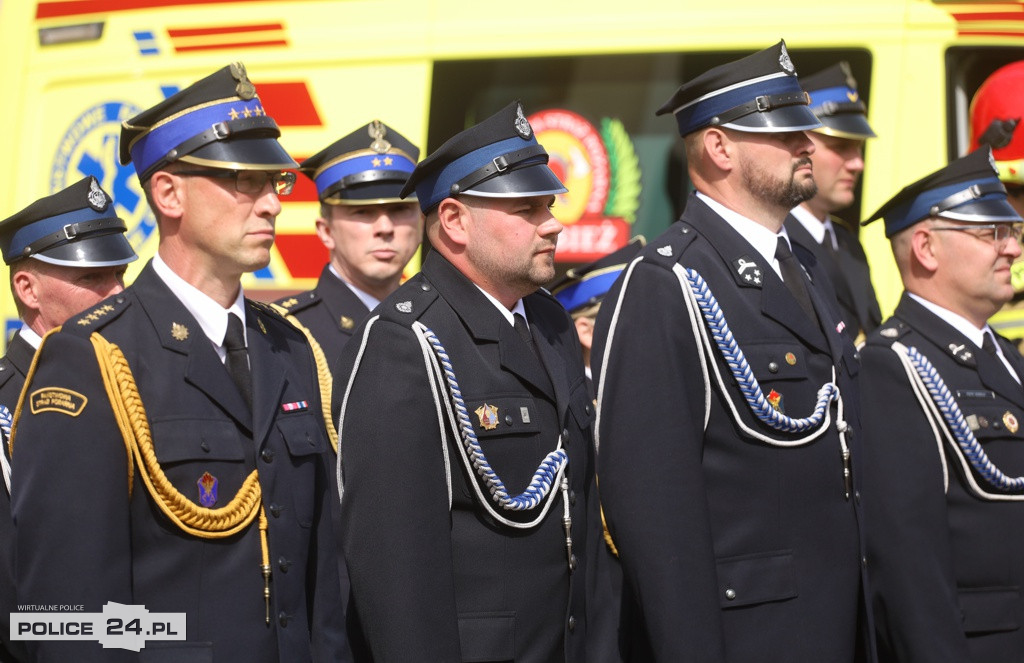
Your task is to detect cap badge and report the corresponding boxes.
[778,43,795,74]
[340,315,355,330]
[197,472,219,508]
[475,403,500,430]
[86,178,109,212]
[229,61,256,100]
[396,301,413,314]
[514,103,533,139]
[1004,410,1019,434]
[171,322,189,341]
[369,120,392,154]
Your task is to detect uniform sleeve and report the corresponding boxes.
[336,319,462,662]
[859,342,974,662]
[592,260,728,662]
[11,332,135,663]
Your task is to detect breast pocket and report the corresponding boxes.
[957,392,1023,442]
[278,413,327,528]
[150,418,248,506]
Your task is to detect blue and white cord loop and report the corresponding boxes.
[336,315,572,545]
[894,341,1024,500]
[595,258,852,497]
[0,404,11,495]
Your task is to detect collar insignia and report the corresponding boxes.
[171,322,189,341]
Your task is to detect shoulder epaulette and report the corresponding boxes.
[866,320,911,347]
[64,294,131,336]
[641,222,697,270]
[274,289,319,314]
[376,276,439,325]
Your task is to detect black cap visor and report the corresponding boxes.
[813,113,877,140]
[32,232,138,267]
[177,135,299,172]
[462,163,567,199]
[722,104,822,133]
[938,198,1023,224]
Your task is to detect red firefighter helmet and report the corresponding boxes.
[970,61,1024,184]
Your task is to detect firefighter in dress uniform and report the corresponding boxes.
[859,148,1024,662]
[0,176,137,662]
[10,63,348,662]
[274,121,422,366]
[591,41,873,662]
[785,61,882,343]
[334,101,597,662]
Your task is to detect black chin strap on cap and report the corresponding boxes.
[709,91,811,127]
[448,144,548,196]
[929,181,1007,217]
[20,217,127,259]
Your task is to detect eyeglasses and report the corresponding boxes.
[173,169,296,196]
[931,223,1024,245]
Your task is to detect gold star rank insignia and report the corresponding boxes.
[384,156,393,166]
[171,323,189,341]
[229,108,240,120]
[282,297,298,308]
[372,158,382,167]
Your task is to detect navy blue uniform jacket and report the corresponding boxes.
[861,293,1024,662]
[0,333,33,663]
[274,265,370,368]
[334,250,597,663]
[10,262,347,662]
[592,194,872,662]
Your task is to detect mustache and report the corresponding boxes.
[793,157,813,172]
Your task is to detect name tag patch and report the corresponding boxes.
[30,388,88,416]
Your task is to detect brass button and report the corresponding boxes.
[768,362,779,373]
[725,588,737,600]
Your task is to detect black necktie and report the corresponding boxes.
[982,331,1000,358]
[224,313,252,410]
[514,313,539,359]
[822,227,838,256]
[776,236,817,322]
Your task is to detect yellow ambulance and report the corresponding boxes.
[0,0,1023,343]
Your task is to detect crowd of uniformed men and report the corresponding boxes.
[0,39,1022,662]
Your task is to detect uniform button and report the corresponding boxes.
[768,362,779,373]
[724,588,737,600]
[278,612,289,628]
[261,449,275,463]
[421,283,432,291]
[504,415,513,426]
[853,351,861,361]
[561,428,569,439]
[269,504,283,518]
[278,556,291,573]
[855,490,862,504]
[861,556,868,569]
[570,554,578,572]
[200,440,210,452]
[569,490,577,506]
[585,403,592,416]
[568,615,576,632]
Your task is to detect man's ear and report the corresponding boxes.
[11,269,40,313]
[148,170,185,221]
[436,197,472,249]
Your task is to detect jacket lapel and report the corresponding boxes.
[134,265,253,431]
[245,303,287,447]
[316,265,370,335]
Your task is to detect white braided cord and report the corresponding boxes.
[0,405,10,495]
[893,341,1024,500]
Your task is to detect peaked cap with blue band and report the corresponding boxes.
[656,40,821,136]
[0,176,138,267]
[301,120,420,205]
[864,147,1021,237]
[550,237,645,314]
[800,61,876,140]
[120,62,298,183]
[399,101,566,213]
